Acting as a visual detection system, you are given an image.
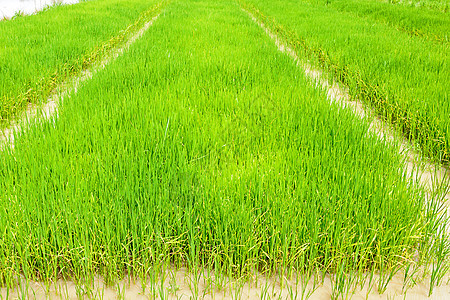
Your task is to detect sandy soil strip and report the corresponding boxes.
[1,267,449,299]
[0,13,160,151]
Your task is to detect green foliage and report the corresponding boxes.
[0,0,447,297]
[310,0,449,43]
[242,0,449,164]
[0,0,163,125]
[386,0,450,12]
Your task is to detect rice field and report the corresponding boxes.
[0,0,80,20]
[0,0,162,125]
[309,0,449,42]
[0,0,449,298]
[242,0,449,165]
[381,0,450,12]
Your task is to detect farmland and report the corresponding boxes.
[242,0,449,165]
[0,0,449,298]
[0,0,162,125]
[308,0,449,42]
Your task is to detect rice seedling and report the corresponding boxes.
[385,0,450,12]
[11,10,25,20]
[307,0,449,43]
[0,0,448,298]
[0,0,163,126]
[241,0,450,166]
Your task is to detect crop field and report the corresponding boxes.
[0,0,449,299]
[0,0,161,125]
[242,0,449,165]
[380,0,450,12]
[308,0,449,42]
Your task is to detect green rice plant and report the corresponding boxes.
[385,0,450,12]
[0,0,164,126]
[0,0,448,298]
[11,10,25,20]
[308,0,449,43]
[241,0,450,165]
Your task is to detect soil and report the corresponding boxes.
[1,268,449,299]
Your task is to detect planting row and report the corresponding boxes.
[241,0,449,164]
[0,0,163,125]
[308,0,449,43]
[0,0,447,297]
[383,0,450,12]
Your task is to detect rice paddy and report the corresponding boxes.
[309,0,449,42]
[0,0,162,125]
[242,0,449,165]
[0,0,449,299]
[382,0,450,12]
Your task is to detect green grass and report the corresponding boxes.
[241,0,450,165]
[308,0,449,43]
[0,0,448,297]
[0,0,163,126]
[383,0,450,12]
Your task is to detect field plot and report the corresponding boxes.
[307,0,449,43]
[0,0,161,125]
[379,0,450,12]
[242,0,449,165]
[0,0,449,299]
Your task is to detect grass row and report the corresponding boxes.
[1,0,448,297]
[0,0,164,126]
[241,0,450,165]
[382,0,450,12]
[308,0,449,43]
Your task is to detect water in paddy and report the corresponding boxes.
[0,0,79,19]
